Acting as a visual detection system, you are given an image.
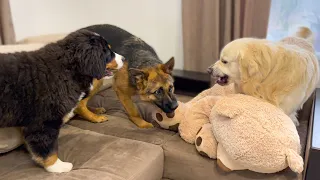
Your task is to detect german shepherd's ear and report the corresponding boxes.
[129,68,149,84]
[162,57,175,74]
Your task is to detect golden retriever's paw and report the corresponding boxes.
[92,107,107,114]
[89,114,109,123]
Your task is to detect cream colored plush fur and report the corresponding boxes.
[151,83,235,143]
[211,94,303,173]
[209,27,319,126]
[152,84,303,174]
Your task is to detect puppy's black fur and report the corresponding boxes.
[0,30,113,164]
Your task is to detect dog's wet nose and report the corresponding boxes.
[121,57,126,62]
[167,101,178,111]
[207,67,213,74]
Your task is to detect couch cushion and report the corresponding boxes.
[16,33,67,44]
[69,82,310,180]
[68,81,177,145]
[0,127,23,153]
[0,125,164,180]
[0,43,45,53]
[69,114,176,146]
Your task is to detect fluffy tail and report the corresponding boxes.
[294,26,314,43]
[286,149,304,174]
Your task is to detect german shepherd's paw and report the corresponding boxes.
[91,107,107,114]
[132,117,154,128]
[138,121,154,128]
[89,114,108,123]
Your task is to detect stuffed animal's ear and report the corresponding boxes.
[213,97,242,119]
[129,68,149,86]
[161,57,175,74]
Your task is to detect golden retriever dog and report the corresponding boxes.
[207,27,319,126]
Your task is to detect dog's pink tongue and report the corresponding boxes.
[217,76,227,85]
[105,70,113,76]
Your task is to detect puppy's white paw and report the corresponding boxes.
[45,158,73,173]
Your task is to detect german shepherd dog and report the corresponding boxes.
[81,24,178,128]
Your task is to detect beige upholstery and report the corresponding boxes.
[16,33,67,44]
[0,126,164,180]
[0,43,45,53]
[0,127,23,153]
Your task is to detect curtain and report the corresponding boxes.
[182,0,271,73]
[0,0,16,45]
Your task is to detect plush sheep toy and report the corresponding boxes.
[145,84,304,174]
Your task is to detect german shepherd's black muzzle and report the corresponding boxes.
[155,94,178,114]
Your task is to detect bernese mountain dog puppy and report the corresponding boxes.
[0,29,124,173]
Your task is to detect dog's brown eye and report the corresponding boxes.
[154,88,161,95]
[221,60,228,64]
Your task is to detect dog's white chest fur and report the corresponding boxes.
[62,92,86,124]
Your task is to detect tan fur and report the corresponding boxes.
[43,154,59,167]
[113,58,175,128]
[295,26,313,43]
[74,79,109,123]
[209,27,319,126]
[31,153,58,168]
[72,57,121,123]
[113,62,154,128]
[23,135,58,167]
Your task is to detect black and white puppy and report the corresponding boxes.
[0,29,123,173]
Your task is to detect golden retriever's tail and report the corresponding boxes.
[294,26,314,43]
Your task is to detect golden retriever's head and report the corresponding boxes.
[207,37,306,106]
[207,39,250,86]
[207,38,273,87]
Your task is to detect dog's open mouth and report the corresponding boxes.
[216,75,229,85]
[105,69,114,77]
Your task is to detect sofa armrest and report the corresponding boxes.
[304,88,320,180]
[0,44,45,53]
[16,33,67,45]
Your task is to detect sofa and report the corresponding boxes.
[0,34,318,180]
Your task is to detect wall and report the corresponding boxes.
[9,0,184,69]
